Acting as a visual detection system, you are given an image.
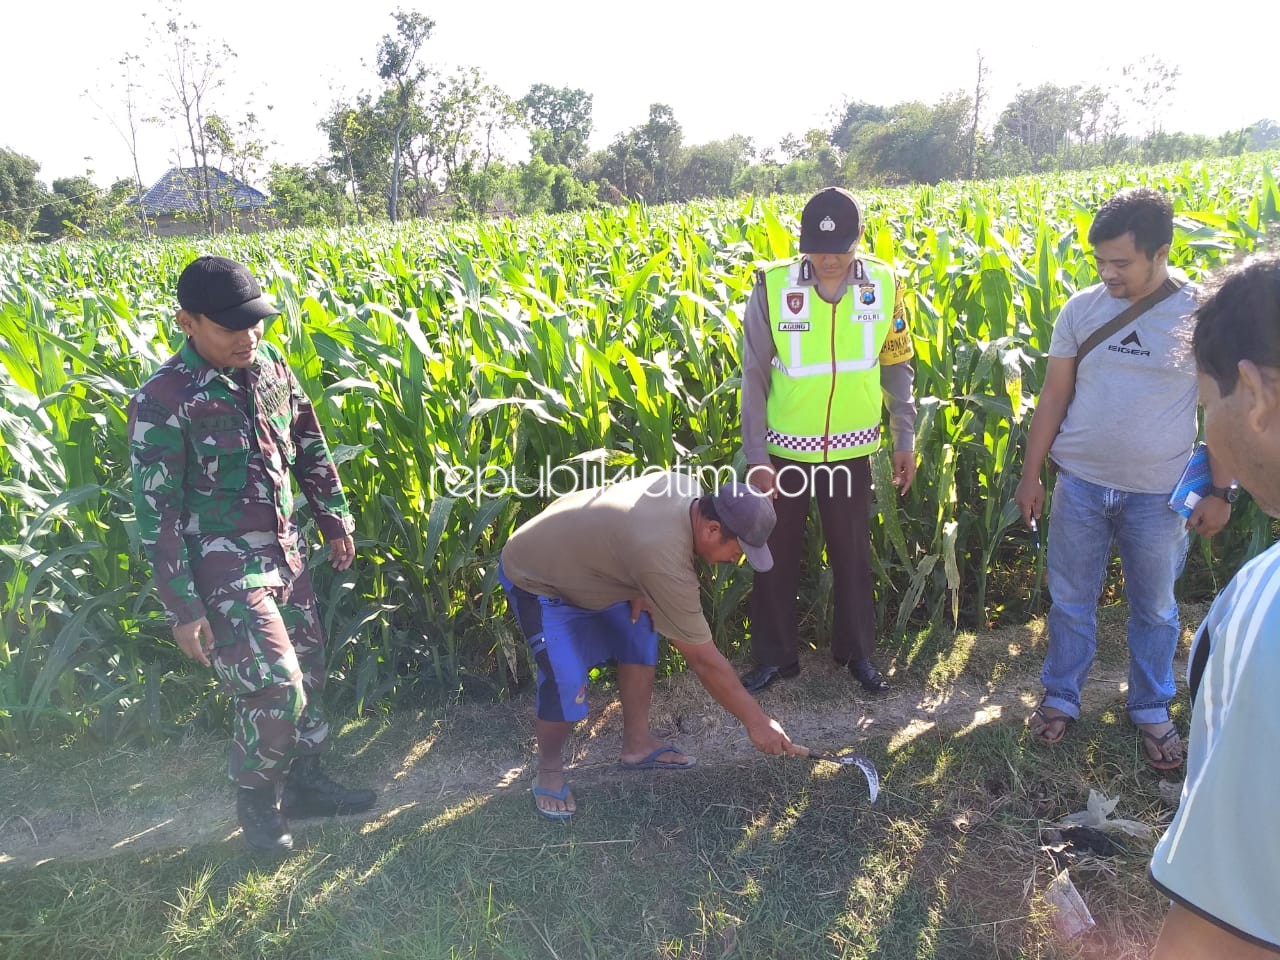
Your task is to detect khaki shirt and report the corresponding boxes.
[501,472,714,645]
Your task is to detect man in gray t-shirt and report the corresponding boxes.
[1014,188,1233,769]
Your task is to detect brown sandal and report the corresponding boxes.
[1140,726,1184,771]
[1028,704,1074,744]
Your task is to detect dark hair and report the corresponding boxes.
[1193,251,1280,395]
[1087,188,1174,259]
[696,496,738,542]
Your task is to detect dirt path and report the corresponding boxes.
[0,640,1177,872]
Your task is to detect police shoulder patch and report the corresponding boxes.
[879,311,914,364]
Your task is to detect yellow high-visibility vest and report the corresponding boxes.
[762,256,904,462]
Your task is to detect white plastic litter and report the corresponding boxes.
[1044,869,1096,940]
[1055,788,1153,839]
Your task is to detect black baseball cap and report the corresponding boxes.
[711,481,776,572]
[799,187,862,254]
[177,256,280,330]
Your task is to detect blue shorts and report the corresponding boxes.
[498,561,658,722]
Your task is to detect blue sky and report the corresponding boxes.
[5,0,1271,187]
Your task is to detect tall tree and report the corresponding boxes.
[991,84,1087,171]
[34,176,102,239]
[851,95,971,184]
[457,82,521,215]
[599,104,683,202]
[397,67,477,216]
[376,9,434,223]
[321,96,389,226]
[1247,118,1280,151]
[84,53,151,235]
[967,51,987,179]
[830,101,890,153]
[265,163,353,227]
[638,104,682,202]
[778,129,842,194]
[153,10,233,230]
[1122,56,1181,146]
[520,84,593,168]
[204,112,268,188]
[1077,84,1126,165]
[672,136,754,200]
[0,147,46,240]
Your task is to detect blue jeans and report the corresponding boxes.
[1041,469,1189,725]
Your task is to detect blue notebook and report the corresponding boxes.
[1168,443,1211,518]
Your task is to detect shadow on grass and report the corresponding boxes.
[2,600,1209,958]
[0,708,1176,960]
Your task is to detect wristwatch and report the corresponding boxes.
[1208,484,1239,503]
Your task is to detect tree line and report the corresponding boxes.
[3,10,1279,242]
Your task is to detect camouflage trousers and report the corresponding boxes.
[205,572,329,789]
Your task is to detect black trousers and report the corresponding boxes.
[749,455,875,667]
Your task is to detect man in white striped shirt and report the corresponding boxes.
[1150,252,1280,958]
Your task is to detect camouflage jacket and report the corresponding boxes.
[128,338,355,626]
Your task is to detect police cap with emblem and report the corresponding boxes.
[177,256,281,330]
[799,187,862,254]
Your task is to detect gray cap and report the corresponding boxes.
[711,481,775,572]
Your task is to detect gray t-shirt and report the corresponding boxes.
[1047,273,1198,494]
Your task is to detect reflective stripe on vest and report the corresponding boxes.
[766,424,881,455]
[763,257,895,462]
[771,353,878,377]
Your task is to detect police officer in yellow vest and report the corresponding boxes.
[739,187,916,694]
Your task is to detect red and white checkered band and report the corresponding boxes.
[766,425,881,452]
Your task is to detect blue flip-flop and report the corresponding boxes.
[532,782,575,821]
[620,745,697,771]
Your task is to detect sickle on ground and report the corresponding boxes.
[789,744,880,804]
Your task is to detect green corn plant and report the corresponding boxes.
[0,152,1276,747]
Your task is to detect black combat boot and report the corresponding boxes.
[281,755,377,818]
[236,786,293,852]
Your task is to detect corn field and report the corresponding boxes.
[1,154,1277,750]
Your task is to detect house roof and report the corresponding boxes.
[136,167,268,215]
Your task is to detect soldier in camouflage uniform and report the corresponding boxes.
[128,255,376,852]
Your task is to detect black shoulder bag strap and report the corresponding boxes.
[1073,276,1186,370]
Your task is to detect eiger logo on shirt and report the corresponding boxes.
[1109,331,1151,357]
